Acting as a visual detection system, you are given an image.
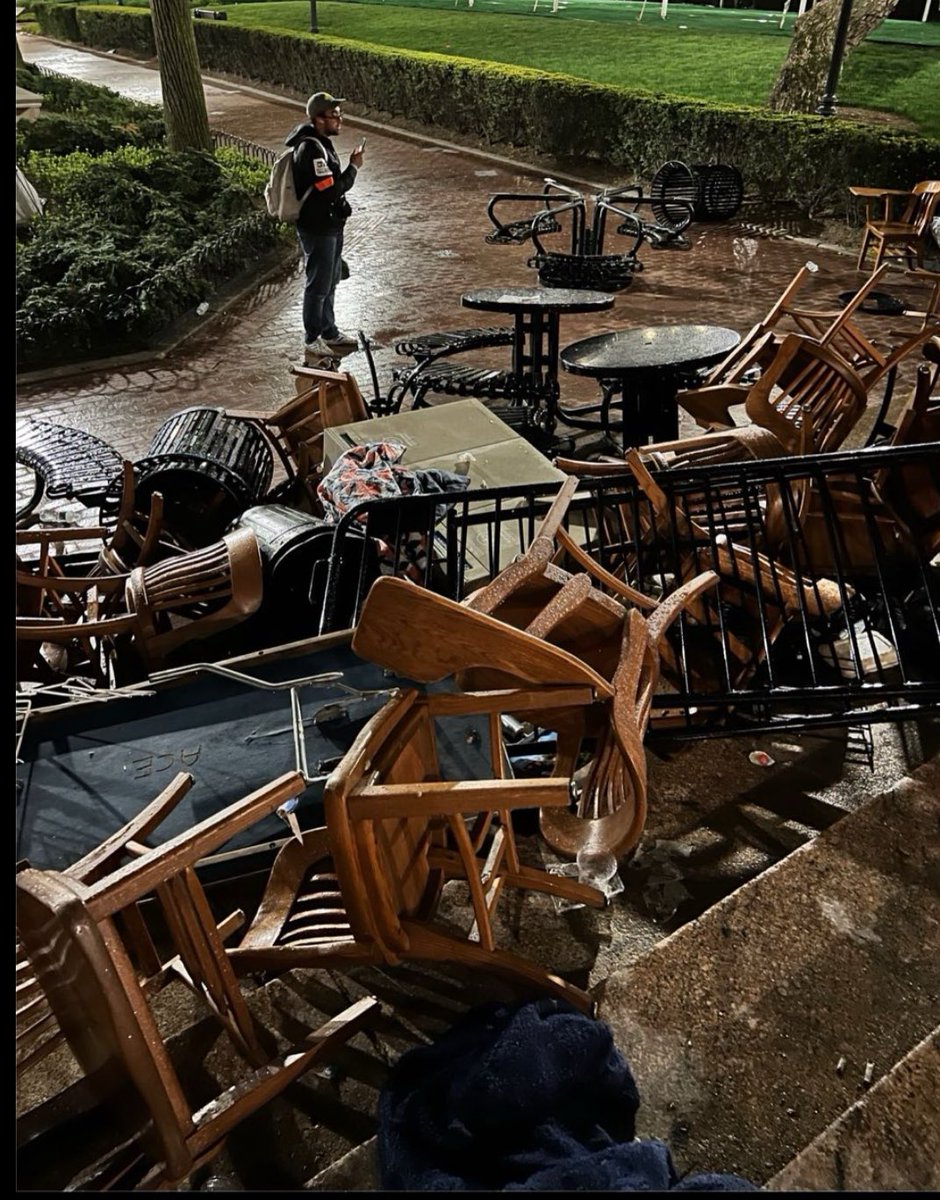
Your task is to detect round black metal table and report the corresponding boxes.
[559,323,741,447]
[461,287,615,436]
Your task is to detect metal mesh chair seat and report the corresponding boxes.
[394,327,515,362]
[526,251,640,292]
[408,361,549,404]
[16,418,123,507]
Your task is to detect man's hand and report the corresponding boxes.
[350,142,365,169]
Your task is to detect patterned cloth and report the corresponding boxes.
[317,440,469,580]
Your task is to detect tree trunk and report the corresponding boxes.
[768,0,900,114]
[150,0,212,152]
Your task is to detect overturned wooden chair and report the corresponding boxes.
[555,335,872,491]
[761,362,940,573]
[230,686,607,1013]
[349,574,714,862]
[16,770,379,1190]
[17,773,194,1087]
[676,266,937,438]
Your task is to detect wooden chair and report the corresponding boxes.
[16,770,379,1190]
[561,334,870,480]
[17,773,194,1084]
[352,573,616,698]
[350,573,714,862]
[124,526,264,670]
[228,366,370,509]
[16,608,142,688]
[16,525,128,623]
[849,180,940,273]
[678,266,937,436]
[462,476,660,682]
[551,452,848,703]
[96,459,176,575]
[764,363,940,572]
[674,263,818,408]
[230,687,607,1014]
[17,530,264,686]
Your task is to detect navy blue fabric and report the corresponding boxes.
[377,998,758,1192]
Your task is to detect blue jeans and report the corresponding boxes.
[297,228,344,344]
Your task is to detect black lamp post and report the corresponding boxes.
[309,1,319,32]
[816,0,855,117]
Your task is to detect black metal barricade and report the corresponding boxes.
[317,444,940,739]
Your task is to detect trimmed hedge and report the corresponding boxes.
[16,62,282,370]
[32,2,940,220]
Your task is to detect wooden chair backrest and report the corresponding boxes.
[904,180,940,234]
[323,689,439,961]
[782,264,890,378]
[744,332,869,455]
[696,265,815,389]
[284,366,370,462]
[125,527,263,666]
[352,576,614,697]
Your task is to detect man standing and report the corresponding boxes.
[285,91,365,362]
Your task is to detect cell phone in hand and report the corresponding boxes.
[357,137,367,152]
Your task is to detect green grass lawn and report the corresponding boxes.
[222,1,940,136]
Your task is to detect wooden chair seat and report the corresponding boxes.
[227,365,370,509]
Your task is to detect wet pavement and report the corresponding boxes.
[16,33,935,466]
[15,35,940,1193]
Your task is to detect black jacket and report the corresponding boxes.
[286,121,357,235]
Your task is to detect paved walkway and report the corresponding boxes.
[16,33,931,467]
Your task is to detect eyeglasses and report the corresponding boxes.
[317,108,343,118]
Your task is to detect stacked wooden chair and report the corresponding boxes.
[675,265,939,440]
[16,527,265,687]
[16,770,379,1190]
[347,513,716,863]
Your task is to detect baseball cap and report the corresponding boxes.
[307,92,346,118]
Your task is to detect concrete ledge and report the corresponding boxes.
[766,1027,940,1191]
[305,1135,379,1191]
[597,759,940,1185]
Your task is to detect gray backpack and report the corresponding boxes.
[264,137,322,222]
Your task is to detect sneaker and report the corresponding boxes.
[324,329,359,349]
[303,337,334,363]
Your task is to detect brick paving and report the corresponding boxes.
[17,33,934,474]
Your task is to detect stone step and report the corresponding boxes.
[766,1026,940,1191]
[596,758,940,1187]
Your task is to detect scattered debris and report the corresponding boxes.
[748,750,775,767]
